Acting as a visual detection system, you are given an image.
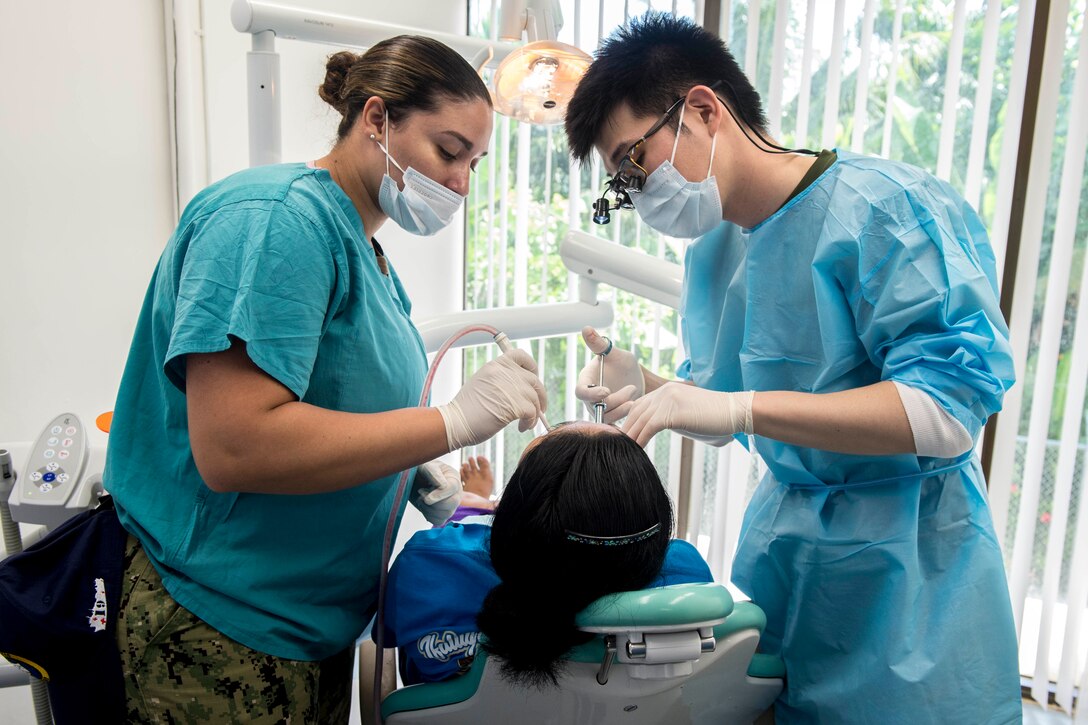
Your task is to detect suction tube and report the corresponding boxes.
[371,325,546,724]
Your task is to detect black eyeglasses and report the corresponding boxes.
[592,93,688,225]
[590,79,816,225]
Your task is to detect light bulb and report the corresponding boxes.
[492,40,592,125]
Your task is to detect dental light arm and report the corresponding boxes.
[560,230,683,310]
[416,231,678,356]
[496,0,564,42]
[232,0,566,166]
[417,300,613,353]
[231,0,520,67]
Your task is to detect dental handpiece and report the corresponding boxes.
[492,332,553,432]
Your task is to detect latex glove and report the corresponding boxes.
[575,327,645,424]
[622,383,754,448]
[410,460,463,526]
[436,349,548,451]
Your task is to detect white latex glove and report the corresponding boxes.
[575,327,645,424]
[436,349,548,451]
[410,460,463,526]
[622,383,754,448]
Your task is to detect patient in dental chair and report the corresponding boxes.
[380,422,712,687]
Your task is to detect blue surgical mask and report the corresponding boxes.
[630,103,722,238]
[376,114,465,236]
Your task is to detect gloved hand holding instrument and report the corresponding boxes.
[574,326,753,447]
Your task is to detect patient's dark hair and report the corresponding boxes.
[476,425,673,687]
[564,12,766,163]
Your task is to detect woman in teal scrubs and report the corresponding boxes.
[104,37,546,723]
[564,13,1021,725]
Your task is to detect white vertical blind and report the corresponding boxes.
[744,0,761,88]
[498,116,510,308]
[707,439,755,588]
[795,0,817,147]
[766,0,788,139]
[538,126,554,386]
[566,1,582,425]
[849,0,875,152]
[666,433,684,507]
[1028,2,1088,706]
[1060,416,1088,713]
[963,0,1003,209]
[688,443,707,546]
[1079,663,1088,724]
[879,0,905,159]
[821,0,846,149]
[707,445,732,576]
[988,0,1038,279]
[1001,0,1072,637]
[936,0,967,180]
[717,0,729,41]
[514,123,531,307]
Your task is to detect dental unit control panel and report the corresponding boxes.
[8,413,104,529]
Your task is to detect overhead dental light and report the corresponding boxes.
[491,40,591,125]
[490,0,591,125]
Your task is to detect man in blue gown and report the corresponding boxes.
[564,12,1022,724]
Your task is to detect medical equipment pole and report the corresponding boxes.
[0,450,21,557]
[247,30,281,168]
[0,450,53,725]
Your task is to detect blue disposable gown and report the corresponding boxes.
[678,150,1021,724]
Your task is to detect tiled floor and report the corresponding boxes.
[1023,700,1077,723]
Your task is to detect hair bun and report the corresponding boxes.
[319,51,361,115]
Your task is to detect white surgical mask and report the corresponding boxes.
[630,103,723,238]
[375,114,465,236]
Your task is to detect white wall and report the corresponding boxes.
[0,0,471,449]
[0,2,174,449]
[0,3,173,720]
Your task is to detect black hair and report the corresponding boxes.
[476,425,673,687]
[564,12,767,163]
[318,35,491,140]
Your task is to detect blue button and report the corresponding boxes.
[42,472,56,483]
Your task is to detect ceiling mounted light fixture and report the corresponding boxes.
[492,39,591,125]
[488,0,592,125]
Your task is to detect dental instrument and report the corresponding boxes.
[492,331,553,433]
[593,350,606,423]
[591,335,612,423]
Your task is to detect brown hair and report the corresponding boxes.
[319,36,492,140]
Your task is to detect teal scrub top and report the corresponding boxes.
[104,163,428,661]
[679,150,1022,723]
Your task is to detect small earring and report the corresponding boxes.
[369,133,376,140]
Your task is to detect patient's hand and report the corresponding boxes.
[460,456,495,510]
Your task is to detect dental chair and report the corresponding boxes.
[381,582,784,724]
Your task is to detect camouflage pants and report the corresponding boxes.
[116,535,352,724]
